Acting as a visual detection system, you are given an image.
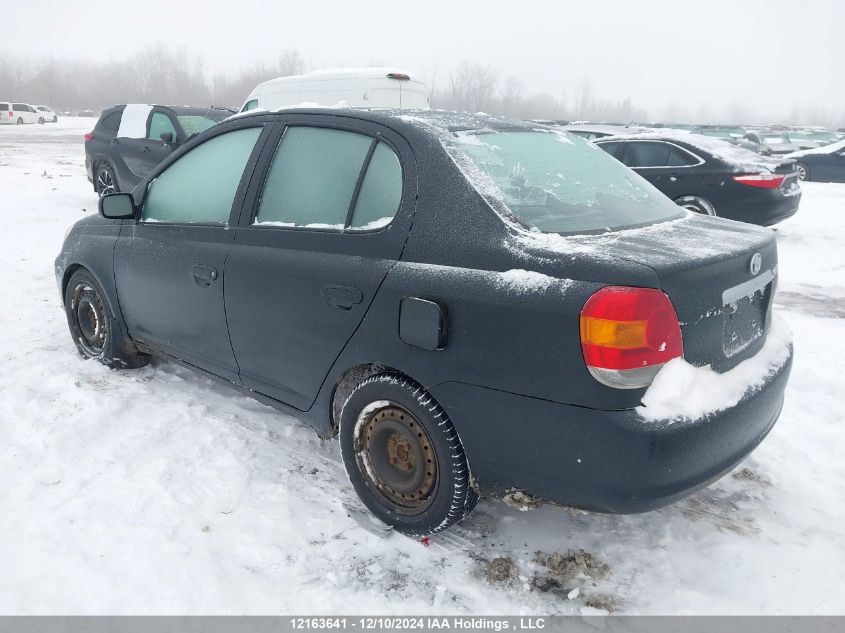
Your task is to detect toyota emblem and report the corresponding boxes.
[749,253,762,276]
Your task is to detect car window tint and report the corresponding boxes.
[148,112,178,141]
[665,146,696,167]
[0,103,8,111]
[141,127,262,224]
[597,141,622,157]
[349,142,402,229]
[99,112,121,132]
[255,126,372,229]
[13,103,26,110]
[242,99,259,112]
[623,142,671,167]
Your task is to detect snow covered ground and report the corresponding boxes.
[1,118,844,615]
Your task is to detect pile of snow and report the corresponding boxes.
[495,269,559,294]
[639,315,793,421]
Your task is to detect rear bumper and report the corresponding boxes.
[721,191,801,226]
[430,347,792,513]
[85,154,94,185]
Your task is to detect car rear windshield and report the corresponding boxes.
[451,130,683,234]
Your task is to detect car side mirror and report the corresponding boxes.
[99,193,136,220]
[159,132,174,144]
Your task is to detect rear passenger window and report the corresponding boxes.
[623,142,671,168]
[255,127,372,228]
[99,112,121,133]
[665,146,695,167]
[141,127,262,224]
[148,112,178,141]
[349,142,402,229]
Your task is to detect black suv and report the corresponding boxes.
[84,104,232,196]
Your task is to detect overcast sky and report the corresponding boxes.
[3,0,843,121]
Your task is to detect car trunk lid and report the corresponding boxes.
[574,213,778,372]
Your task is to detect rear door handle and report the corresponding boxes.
[321,284,363,310]
[191,265,218,286]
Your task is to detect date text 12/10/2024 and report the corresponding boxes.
[290,617,547,630]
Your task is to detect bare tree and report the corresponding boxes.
[446,62,497,113]
[500,76,523,117]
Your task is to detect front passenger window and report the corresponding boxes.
[141,127,262,224]
[148,112,178,141]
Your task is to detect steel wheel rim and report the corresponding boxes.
[72,283,107,356]
[97,169,115,196]
[355,404,437,515]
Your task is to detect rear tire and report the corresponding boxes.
[796,162,811,182]
[64,268,149,369]
[675,195,716,217]
[16,117,23,125]
[339,372,478,536]
[95,163,118,197]
[52,115,58,123]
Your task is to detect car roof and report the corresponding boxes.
[106,104,232,115]
[230,107,551,135]
[561,123,651,135]
[255,67,420,89]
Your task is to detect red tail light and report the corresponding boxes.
[580,286,683,389]
[84,132,94,142]
[733,173,785,189]
[7,111,11,119]
[387,72,410,81]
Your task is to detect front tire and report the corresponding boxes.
[64,268,149,369]
[796,162,811,182]
[339,373,478,536]
[95,163,118,197]
[675,195,716,216]
[38,117,44,124]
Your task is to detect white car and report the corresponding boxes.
[239,67,429,113]
[34,105,58,123]
[0,102,41,125]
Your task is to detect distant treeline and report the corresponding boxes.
[1,44,842,128]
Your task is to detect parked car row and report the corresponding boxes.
[565,121,845,184]
[0,102,59,124]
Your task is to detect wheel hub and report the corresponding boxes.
[72,285,107,356]
[356,405,437,513]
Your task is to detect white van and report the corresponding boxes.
[0,102,41,125]
[239,68,429,113]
